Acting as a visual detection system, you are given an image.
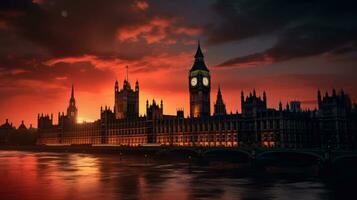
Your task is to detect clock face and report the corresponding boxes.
[191,77,197,86]
[203,77,209,86]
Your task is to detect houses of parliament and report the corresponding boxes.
[32,43,357,149]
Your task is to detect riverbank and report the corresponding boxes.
[0,145,163,155]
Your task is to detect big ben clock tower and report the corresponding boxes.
[67,84,78,123]
[189,41,211,118]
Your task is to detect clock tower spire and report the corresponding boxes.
[189,41,211,118]
[67,84,78,123]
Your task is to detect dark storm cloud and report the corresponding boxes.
[0,0,154,58]
[0,0,194,96]
[208,0,357,67]
[0,0,208,115]
[0,0,203,69]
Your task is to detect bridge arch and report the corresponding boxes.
[156,147,200,157]
[327,154,357,180]
[258,150,324,159]
[202,148,252,162]
[332,154,357,163]
[256,150,324,166]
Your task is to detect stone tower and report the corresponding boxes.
[189,41,211,118]
[114,68,139,119]
[66,85,78,123]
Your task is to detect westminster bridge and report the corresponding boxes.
[3,144,357,171]
[153,146,357,166]
[17,144,357,164]
[2,144,357,179]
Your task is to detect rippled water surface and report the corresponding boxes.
[0,151,349,200]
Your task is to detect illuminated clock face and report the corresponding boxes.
[203,77,209,86]
[191,77,197,86]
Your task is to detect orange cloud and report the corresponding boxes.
[55,76,68,80]
[116,24,152,42]
[173,27,202,36]
[44,55,127,70]
[116,17,202,44]
[44,50,192,74]
[134,1,149,10]
[116,18,172,43]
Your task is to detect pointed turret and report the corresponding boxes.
[317,89,322,108]
[194,40,204,59]
[241,90,245,112]
[135,80,139,92]
[18,120,27,130]
[126,65,129,81]
[190,40,209,72]
[71,84,74,97]
[115,80,119,92]
[214,86,226,116]
[67,84,78,123]
[68,84,76,107]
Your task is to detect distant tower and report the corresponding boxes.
[290,101,301,112]
[241,90,267,116]
[146,99,163,120]
[66,84,78,123]
[114,67,139,119]
[189,41,211,117]
[214,86,227,116]
[18,120,27,130]
[317,90,322,109]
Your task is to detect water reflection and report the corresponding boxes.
[0,151,347,200]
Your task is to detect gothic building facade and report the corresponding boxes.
[37,43,357,149]
[114,77,139,119]
[317,89,356,149]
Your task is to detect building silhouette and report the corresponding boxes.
[214,86,226,116]
[67,85,78,123]
[0,119,37,145]
[36,42,357,149]
[317,89,355,149]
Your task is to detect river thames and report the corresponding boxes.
[0,150,352,200]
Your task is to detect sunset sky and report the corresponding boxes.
[1,0,357,127]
